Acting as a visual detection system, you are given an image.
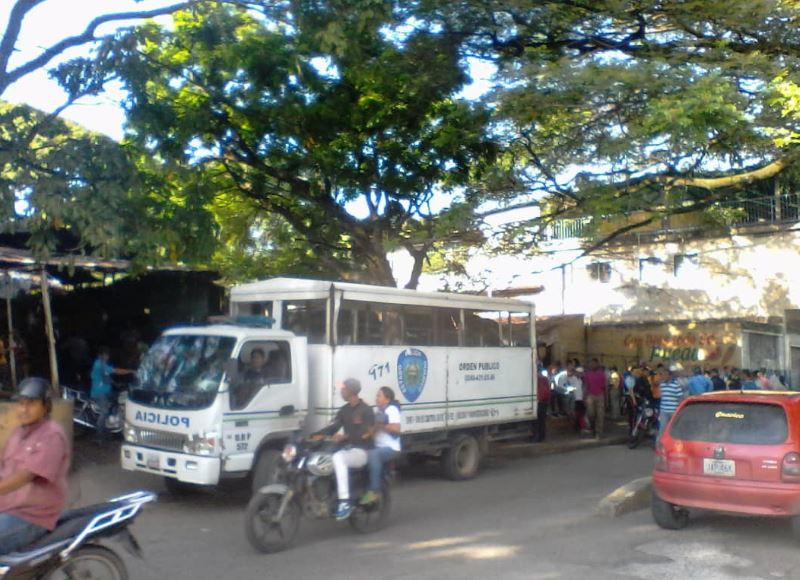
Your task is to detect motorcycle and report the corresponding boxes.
[244,439,392,553]
[0,490,155,579]
[628,398,659,449]
[63,386,126,437]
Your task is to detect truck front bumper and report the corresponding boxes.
[121,444,221,485]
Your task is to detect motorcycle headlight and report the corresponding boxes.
[124,422,139,444]
[282,444,297,463]
[645,408,654,417]
[183,432,219,456]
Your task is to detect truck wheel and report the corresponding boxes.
[441,434,481,481]
[651,492,689,530]
[252,449,283,493]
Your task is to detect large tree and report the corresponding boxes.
[0,0,217,263]
[415,0,800,254]
[104,1,493,287]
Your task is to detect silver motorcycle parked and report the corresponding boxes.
[63,386,126,437]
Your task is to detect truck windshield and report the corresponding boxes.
[131,335,236,410]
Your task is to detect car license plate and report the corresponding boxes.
[704,458,735,477]
[146,454,160,470]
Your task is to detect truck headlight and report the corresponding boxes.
[124,422,139,444]
[183,432,219,456]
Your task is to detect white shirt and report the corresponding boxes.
[374,405,402,451]
[569,376,584,401]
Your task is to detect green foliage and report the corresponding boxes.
[415,0,800,252]
[99,0,494,286]
[0,101,217,268]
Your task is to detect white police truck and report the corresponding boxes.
[121,278,537,490]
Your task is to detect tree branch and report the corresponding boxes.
[1,0,198,95]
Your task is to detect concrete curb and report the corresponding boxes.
[596,476,652,518]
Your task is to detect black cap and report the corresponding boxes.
[12,377,53,401]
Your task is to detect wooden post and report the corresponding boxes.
[5,272,16,389]
[40,268,60,392]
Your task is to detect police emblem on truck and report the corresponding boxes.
[398,348,428,402]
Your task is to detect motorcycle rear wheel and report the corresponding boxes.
[43,544,128,580]
[245,492,301,553]
[349,484,391,534]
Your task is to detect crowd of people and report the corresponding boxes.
[539,359,789,440]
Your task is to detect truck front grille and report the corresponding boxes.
[135,427,187,452]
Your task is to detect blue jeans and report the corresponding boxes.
[367,447,398,492]
[95,394,111,440]
[0,513,47,554]
[657,411,674,444]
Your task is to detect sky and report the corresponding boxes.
[1,0,181,140]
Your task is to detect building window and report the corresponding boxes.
[674,253,699,277]
[639,257,666,284]
[586,262,612,283]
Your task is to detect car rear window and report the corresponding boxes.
[669,402,788,445]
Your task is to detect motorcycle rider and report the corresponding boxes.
[0,377,71,554]
[360,386,401,505]
[310,378,374,520]
[90,346,134,442]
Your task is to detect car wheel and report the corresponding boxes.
[651,491,689,530]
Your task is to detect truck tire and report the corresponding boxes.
[441,434,481,480]
[252,449,283,494]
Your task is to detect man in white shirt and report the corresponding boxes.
[361,386,401,505]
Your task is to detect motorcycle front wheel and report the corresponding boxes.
[72,407,94,439]
[627,422,645,449]
[244,492,301,553]
[43,545,127,580]
[349,484,391,534]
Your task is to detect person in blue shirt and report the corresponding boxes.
[90,347,134,442]
[686,366,712,396]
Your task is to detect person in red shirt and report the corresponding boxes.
[535,366,551,442]
[583,358,607,438]
[0,377,71,554]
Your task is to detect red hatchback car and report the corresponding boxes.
[652,390,800,535]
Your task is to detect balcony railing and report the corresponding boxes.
[543,192,800,241]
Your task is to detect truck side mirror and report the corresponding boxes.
[279,405,295,417]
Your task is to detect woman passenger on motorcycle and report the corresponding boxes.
[360,387,401,506]
[0,378,71,554]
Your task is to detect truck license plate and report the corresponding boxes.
[146,454,160,470]
[704,458,735,477]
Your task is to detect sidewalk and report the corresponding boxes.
[492,415,631,458]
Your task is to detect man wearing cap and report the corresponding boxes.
[311,378,374,520]
[0,377,71,554]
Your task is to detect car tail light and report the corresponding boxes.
[655,442,667,472]
[781,452,800,482]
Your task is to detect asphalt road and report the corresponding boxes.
[69,442,800,579]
